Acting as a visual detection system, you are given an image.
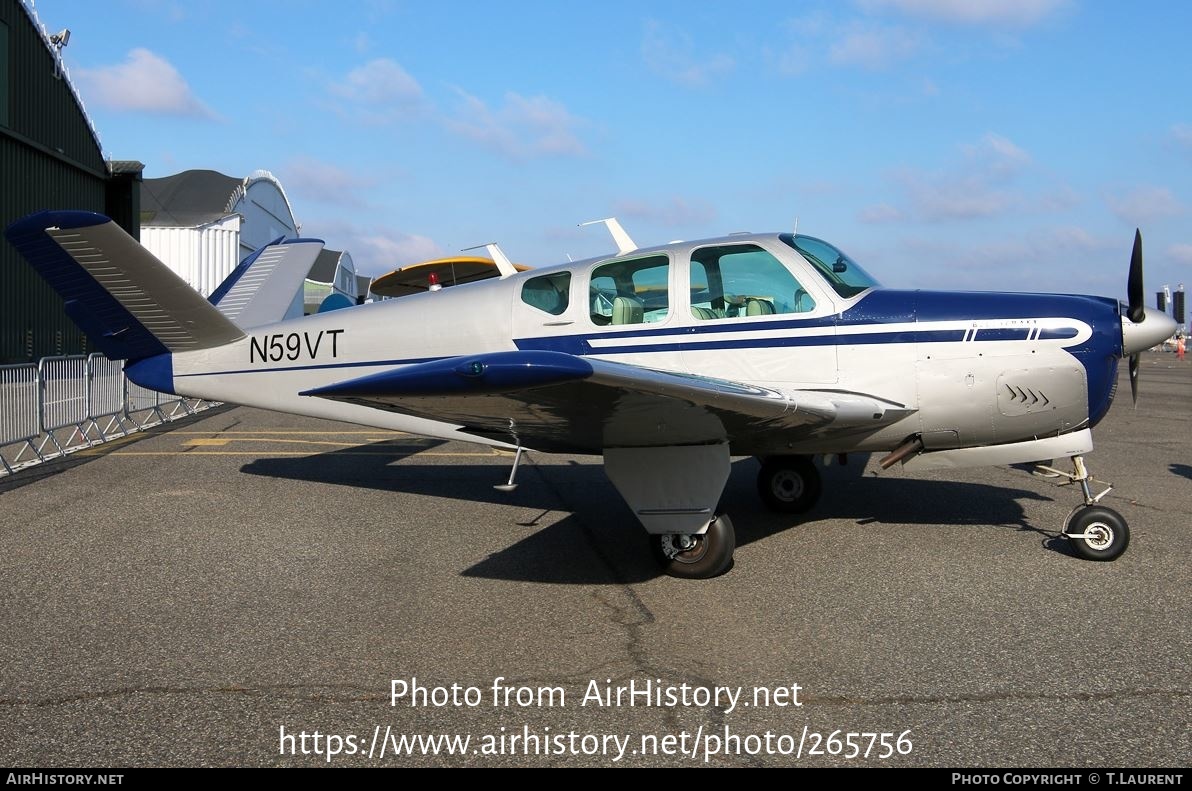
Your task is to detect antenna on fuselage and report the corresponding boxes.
[579,217,637,255]
[793,217,799,237]
[461,242,518,278]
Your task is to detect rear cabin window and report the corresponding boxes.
[689,244,815,320]
[589,255,670,326]
[520,272,571,316]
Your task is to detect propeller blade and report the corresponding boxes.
[1129,353,1140,406]
[1127,228,1145,323]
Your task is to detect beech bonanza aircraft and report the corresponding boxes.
[6,211,1177,578]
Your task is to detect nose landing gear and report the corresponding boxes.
[1035,455,1130,561]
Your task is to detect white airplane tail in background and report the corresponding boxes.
[209,236,324,329]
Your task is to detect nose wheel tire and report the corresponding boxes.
[652,514,736,579]
[757,455,822,514]
[1065,505,1130,561]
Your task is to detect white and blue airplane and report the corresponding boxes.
[5,211,1177,578]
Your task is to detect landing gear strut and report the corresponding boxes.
[1036,455,1130,561]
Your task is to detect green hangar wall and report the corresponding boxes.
[0,0,141,363]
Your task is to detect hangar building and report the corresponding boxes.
[0,0,142,363]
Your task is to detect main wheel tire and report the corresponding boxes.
[1066,505,1130,561]
[652,515,736,579]
[757,455,822,514]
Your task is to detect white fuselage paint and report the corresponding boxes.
[163,237,1101,455]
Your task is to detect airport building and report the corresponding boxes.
[303,248,362,314]
[0,0,142,363]
[141,169,368,317]
[140,169,301,296]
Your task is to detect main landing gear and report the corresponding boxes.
[756,455,823,514]
[604,448,829,579]
[652,515,736,579]
[604,444,737,580]
[1035,455,1130,561]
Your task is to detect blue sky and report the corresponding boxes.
[28,0,1192,302]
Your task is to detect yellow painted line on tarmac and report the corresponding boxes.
[98,450,502,457]
[179,437,434,448]
[72,433,148,455]
[170,430,410,436]
[92,433,144,449]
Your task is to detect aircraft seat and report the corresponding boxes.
[612,295,645,325]
[746,298,775,316]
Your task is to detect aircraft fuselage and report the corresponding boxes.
[137,233,1125,457]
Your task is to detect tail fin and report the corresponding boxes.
[210,237,325,328]
[5,211,245,361]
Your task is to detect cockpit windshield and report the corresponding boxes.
[779,234,879,299]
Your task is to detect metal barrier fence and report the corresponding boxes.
[40,356,89,432]
[0,354,217,476]
[0,364,40,473]
[87,354,124,419]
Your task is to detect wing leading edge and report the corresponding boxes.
[300,350,913,453]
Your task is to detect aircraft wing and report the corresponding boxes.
[300,350,913,453]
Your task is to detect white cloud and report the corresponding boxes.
[1106,186,1185,225]
[898,171,1013,221]
[888,132,1032,222]
[1044,225,1113,253]
[613,197,717,228]
[310,219,443,277]
[858,203,904,223]
[962,132,1030,176]
[859,0,1068,27]
[829,24,922,69]
[774,14,921,74]
[872,132,1041,222]
[75,48,216,118]
[1166,243,1192,266]
[353,232,443,276]
[1038,185,1081,212]
[331,58,422,106]
[278,157,377,208]
[642,20,734,86]
[1171,124,1192,151]
[890,227,1119,293]
[445,90,587,160]
[128,0,187,23]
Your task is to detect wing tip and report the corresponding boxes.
[5,210,112,239]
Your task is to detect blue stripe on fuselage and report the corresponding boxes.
[515,289,1123,426]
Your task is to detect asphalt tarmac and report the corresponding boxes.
[0,353,1188,767]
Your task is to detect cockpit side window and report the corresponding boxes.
[589,255,670,326]
[520,272,571,316]
[689,244,815,321]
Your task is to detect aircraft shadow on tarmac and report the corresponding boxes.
[241,442,1063,584]
[1170,463,1192,481]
